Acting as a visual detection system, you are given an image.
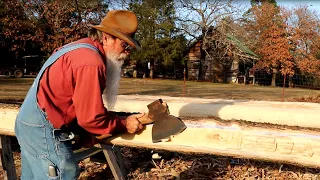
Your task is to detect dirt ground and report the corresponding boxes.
[1,145,320,180]
[88,147,320,180]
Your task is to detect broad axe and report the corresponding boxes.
[96,99,187,143]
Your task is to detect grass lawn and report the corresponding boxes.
[0,76,319,102]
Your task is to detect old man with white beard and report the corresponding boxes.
[14,10,143,179]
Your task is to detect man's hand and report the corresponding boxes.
[125,113,145,133]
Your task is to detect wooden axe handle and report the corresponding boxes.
[96,134,112,140]
[95,134,112,140]
[95,100,168,140]
[137,113,154,125]
[95,113,154,140]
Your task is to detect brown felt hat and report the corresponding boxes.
[90,10,140,49]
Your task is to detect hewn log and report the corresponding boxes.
[113,95,320,129]
[2,95,320,168]
[2,95,320,129]
[0,109,17,136]
[102,118,320,168]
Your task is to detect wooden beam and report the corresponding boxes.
[101,118,320,168]
[0,135,17,180]
[2,96,320,168]
[73,147,103,162]
[113,146,126,175]
[113,95,320,129]
[0,109,17,136]
[100,144,126,180]
[2,95,320,129]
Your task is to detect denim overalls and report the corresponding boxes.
[14,43,99,180]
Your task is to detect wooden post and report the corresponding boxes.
[73,147,103,162]
[0,135,17,180]
[282,74,286,102]
[100,144,126,180]
[183,68,186,85]
[113,146,126,175]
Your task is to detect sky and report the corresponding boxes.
[269,0,320,13]
[237,0,320,14]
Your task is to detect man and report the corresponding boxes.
[15,10,143,179]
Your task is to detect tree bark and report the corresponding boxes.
[289,76,293,88]
[271,68,278,86]
[198,33,207,81]
[198,49,206,80]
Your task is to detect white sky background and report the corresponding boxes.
[108,0,320,17]
[237,0,320,13]
[277,0,320,12]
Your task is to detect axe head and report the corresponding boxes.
[147,99,169,118]
[147,99,187,143]
[152,115,186,143]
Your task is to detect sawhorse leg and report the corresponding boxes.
[0,135,17,180]
[100,144,126,180]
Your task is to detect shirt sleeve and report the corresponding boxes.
[72,64,127,135]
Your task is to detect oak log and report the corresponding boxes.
[2,95,320,168]
[0,108,17,136]
[2,95,320,130]
[102,118,320,168]
[114,95,320,129]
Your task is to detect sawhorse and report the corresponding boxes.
[0,134,127,180]
[0,135,16,180]
[74,144,127,180]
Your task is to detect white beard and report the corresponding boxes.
[102,52,126,110]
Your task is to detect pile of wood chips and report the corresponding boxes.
[1,147,319,180]
[77,147,319,179]
[287,94,320,103]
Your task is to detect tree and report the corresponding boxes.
[249,2,294,86]
[128,0,186,78]
[250,0,277,6]
[289,5,320,77]
[1,1,36,57]
[0,0,5,47]
[176,0,240,80]
[241,0,278,56]
[0,0,107,65]
[25,0,108,55]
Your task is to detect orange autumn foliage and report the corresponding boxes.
[29,1,89,55]
[251,3,294,76]
[2,0,107,57]
[248,3,320,79]
[1,1,36,52]
[289,5,320,77]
